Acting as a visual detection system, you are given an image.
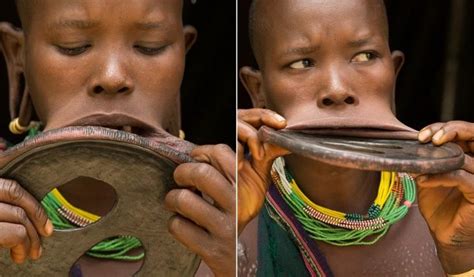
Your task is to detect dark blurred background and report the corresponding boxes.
[238,0,474,130]
[0,1,236,147]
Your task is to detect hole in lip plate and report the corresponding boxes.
[42,176,117,231]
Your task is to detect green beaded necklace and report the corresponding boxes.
[271,157,416,246]
[41,190,144,261]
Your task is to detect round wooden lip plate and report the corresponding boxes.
[0,126,200,276]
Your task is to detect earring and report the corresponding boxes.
[179,129,186,140]
[9,118,40,135]
[9,117,29,134]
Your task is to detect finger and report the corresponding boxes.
[238,109,287,130]
[416,170,474,203]
[418,122,446,143]
[0,223,30,264]
[0,203,41,260]
[430,121,474,146]
[168,215,213,260]
[174,163,235,212]
[165,189,228,233]
[262,143,291,162]
[463,154,474,173]
[454,141,472,153]
[190,144,236,185]
[238,119,264,160]
[238,141,245,170]
[0,179,53,237]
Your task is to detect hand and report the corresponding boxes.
[165,144,235,277]
[238,108,289,233]
[0,178,53,264]
[416,121,474,273]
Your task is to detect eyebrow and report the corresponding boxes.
[49,19,99,30]
[282,45,320,57]
[347,37,373,48]
[135,21,166,30]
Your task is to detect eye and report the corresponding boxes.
[289,59,314,69]
[56,45,91,56]
[134,45,168,56]
[351,52,377,63]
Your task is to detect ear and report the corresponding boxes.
[239,66,265,108]
[389,50,405,113]
[0,22,25,120]
[391,50,405,78]
[183,25,197,54]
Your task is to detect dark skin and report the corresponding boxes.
[239,0,474,274]
[0,0,235,276]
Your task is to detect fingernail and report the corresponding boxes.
[45,219,53,236]
[418,129,432,142]
[274,114,285,123]
[433,130,444,142]
[38,246,43,258]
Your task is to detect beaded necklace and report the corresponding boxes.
[42,189,144,261]
[271,157,416,246]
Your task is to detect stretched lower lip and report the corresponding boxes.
[67,114,161,136]
[286,117,416,132]
[98,125,157,137]
[285,119,418,140]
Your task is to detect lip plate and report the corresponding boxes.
[258,126,464,173]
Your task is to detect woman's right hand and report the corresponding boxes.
[0,178,53,263]
[237,108,289,234]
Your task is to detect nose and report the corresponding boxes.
[317,67,358,108]
[89,54,134,95]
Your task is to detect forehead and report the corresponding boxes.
[25,0,182,31]
[259,0,387,53]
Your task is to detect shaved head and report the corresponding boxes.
[248,0,389,67]
[15,0,36,31]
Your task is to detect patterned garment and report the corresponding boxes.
[257,185,334,277]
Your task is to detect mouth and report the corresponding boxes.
[69,114,160,137]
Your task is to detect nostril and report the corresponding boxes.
[93,86,104,94]
[344,96,355,105]
[117,87,129,93]
[322,98,334,106]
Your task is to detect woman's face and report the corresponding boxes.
[21,0,195,136]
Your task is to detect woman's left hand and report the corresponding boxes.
[165,144,236,277]
[417,121,474,274]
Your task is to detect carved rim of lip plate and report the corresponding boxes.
[0,126,196,169]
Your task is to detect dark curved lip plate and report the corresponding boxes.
[258,126,465,173]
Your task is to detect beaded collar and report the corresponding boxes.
[271,157,416,246]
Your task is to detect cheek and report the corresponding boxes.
[355,62,395,104]
[137,45,186,112]
[24,44,85,120]
[262,71,317,117]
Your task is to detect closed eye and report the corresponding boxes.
[56,45,91,56]
[134,45,168,56]
[289,59,314,69]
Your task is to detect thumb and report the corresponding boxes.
[252,143,290,185]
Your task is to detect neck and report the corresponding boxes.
[284,154,380,214]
